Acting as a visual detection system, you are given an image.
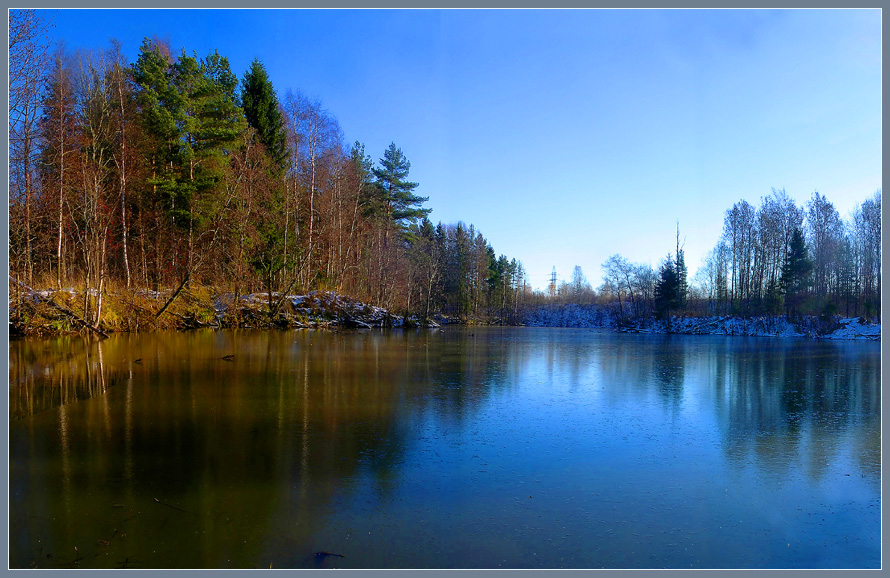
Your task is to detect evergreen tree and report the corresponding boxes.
[371,142,431,230]
[199,50,244,151]
[780,227,813,317]
[132,38,181,220]
[172,49,244,215]
[133,42,246,280]
[485,243,499,299]
[654,255,679,320]
[654,243,688,320]
[240,59,287,174]
[674,248,687,309]
[764,278,783,315]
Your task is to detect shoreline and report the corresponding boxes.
[8,284,455,339]
[524,304,880,341]
[9,284,880,342]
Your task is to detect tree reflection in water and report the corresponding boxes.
[9,328,880,569]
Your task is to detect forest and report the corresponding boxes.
[9,11,881,333]
[9,12,529,328]
[587,188,881,324]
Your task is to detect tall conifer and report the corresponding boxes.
[240,59,287,175]
[780,227,813,316]
[371,142,431,230]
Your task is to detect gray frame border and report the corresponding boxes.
[3,2,884,578]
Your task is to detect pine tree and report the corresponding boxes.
[673,224,687,310]
[371,142,431,230]
[654,255,679,320]
[240,58,287,175]
[654,240,688,321]
[674,248,687,310]
[133,42,247,282]
[764,278,783,315]
[132,38,181,221]
[780,227,813,317]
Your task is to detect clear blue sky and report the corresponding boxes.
[40,8,881,290]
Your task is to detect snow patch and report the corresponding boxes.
[818,317,881,341]
[521,304,880,341]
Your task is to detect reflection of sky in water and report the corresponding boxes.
[352,330,880,568]
[9,329,880,569]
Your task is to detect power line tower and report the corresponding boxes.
[549,267,557,298]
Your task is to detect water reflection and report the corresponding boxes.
[519,331,879,485]
[651,338,686,411]
[705,338,881,483]
[9,328,880,569]
[10,330,509,568]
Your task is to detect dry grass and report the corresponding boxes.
[9,277,224,336]
[10,278,412,336]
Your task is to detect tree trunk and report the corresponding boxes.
[307,117,317,290]
[57,148,65,289]
[96,223,108,326]
[115,68,131,288]
[24,134,33,286]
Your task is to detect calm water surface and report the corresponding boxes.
[9,328,881,569]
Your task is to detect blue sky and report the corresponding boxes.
[39,9,881,290]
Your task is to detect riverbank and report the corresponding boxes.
[9,281,880,341]
[8,280,442,338]
[522,303,881,341]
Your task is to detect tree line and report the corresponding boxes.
[8,12,529,324]
[696,188,880,320]
[10,12,879,328]
[594,225,688,322]
[591,188,880,322]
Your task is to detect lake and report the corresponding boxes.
[8,327,881,569]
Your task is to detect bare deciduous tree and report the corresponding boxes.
[10,9,52,284]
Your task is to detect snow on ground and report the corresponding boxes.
[135,289,164,300]
[9,278,881,340]
[662,315,803,338]
[233,290,401,327]
[818,316,881,340]
[522,304,880,341]
[32,287,77,301]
